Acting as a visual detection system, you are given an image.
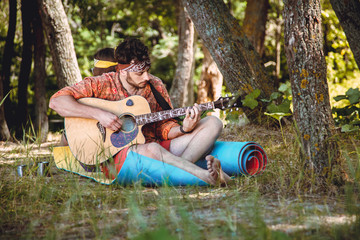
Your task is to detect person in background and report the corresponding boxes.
[92,47,117,76]
[50,38,230,186]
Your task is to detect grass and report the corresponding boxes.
[0,124,359,239]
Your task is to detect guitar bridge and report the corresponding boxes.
[97,122,106,142]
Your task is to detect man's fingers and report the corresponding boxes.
[112,118,122,131]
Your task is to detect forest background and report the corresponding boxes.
[0,0,358,140]
[0,0,360,239]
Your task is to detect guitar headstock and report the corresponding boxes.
[214,92,242,110]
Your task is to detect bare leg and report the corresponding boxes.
[169,116,223,163]
[129,142,229,185]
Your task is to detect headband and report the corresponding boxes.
[117,60,151,72]
[94,59,118,68]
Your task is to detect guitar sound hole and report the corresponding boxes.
[119,114,136,132]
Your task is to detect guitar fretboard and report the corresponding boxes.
[135,102,215,125]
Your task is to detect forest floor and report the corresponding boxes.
[0,123,359,239]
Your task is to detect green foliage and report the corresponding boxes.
[262,81,292,115]
[332,87,360,132]
[242,89,261,109]
[150,36,178,88]
[322,9,360,83]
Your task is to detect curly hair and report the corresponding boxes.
[115,38,150,64]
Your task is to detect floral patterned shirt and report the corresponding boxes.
[51,72,179,142]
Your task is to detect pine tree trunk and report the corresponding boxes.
[330,0,360,69]
[0,0,16,141]
[17,0,35,135]
[34,1,49,142]
[243,0,269,57]
[37,0,82,88]
[183,0,274,99]
[283,0,342,183]
[170,1,195,108]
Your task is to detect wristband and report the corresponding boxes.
[180,125,192,134]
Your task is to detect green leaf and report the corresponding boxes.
[264,112,292,121]
[242,97,258,109]
[346,87,360,105]
[333,95,347,102]
[278,81,292,96]
[0,91,11,106]
[248,88,261,98]
[266,99,291,114]
[269,92,282,101]
[242,89,260,110]
[341,124,359,133]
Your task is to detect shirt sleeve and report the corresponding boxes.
[50,76,106,100]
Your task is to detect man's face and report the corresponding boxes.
[125,71,150,89]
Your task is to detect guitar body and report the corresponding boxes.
[65,96,151,165]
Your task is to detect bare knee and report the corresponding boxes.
[202,116,223,133]
[135,142,164,160]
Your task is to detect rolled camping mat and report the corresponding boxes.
[53,141,267,186]
[195,141,267,176]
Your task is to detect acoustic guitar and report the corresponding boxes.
[65,94,241,165]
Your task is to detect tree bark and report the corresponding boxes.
[243,0,269,57]
[183,0,274,100]
[17,0,35,135]
[330,0,360,69]
[283,0,341,182]
[34,0,49,142]
[37,0,82,88]
[0,0,16,141]
[170,1,195,108]
[197,45,223,117]
[197,46,223,103]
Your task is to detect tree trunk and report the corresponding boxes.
[183,0,274,100]
[243,0,269,57]
[0,0,16,141]
[330,0,360,69]
[169,0,195,108]
[197,45,223,116]
[17,0,35,136]
[34,0,49,142]
[283,0,342,183]
[37,0,82,88]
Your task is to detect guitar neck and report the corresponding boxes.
[135,102,215,125]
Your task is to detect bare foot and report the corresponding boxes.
[205,155,231,186]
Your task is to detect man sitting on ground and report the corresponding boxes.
[49,38,230,185]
